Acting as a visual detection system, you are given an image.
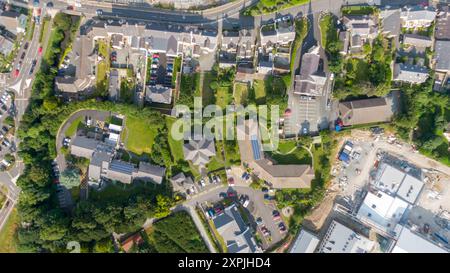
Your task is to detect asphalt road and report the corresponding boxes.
[0,2,52,232]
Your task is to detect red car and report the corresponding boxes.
[13,69,19,78]
[227,191,236,198]
[38,46,43,55]
[228,177,235,186]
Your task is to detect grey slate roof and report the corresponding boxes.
[134,162,166,184]
[71,136,100,159]
[434,40,450,72]
[339,97,394,126]
[403,34,433,48]
[146,85,173,104]
[183,138,216,166]
[393,63,429,84]
[380,8,401,38]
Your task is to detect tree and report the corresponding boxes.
[154,195,172,218]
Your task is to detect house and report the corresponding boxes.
[219,29,239,67]
[109,69,120,101]
[145,85,172,104]
[356,191,409,237]
[435,11,450,40]
[380,8,401,40]
[0,35,14,56]
[289,229,320,253]
[0,11,27,35]
[338,97,395,126]
[400,5,436,29]
[293,46,329,97]
[403,34,433,48]
[391,225,449,253]
[133,162,166,184]
[237,119,314,189]
[342,15,378,53]
[170,172,195,196]
[434,40,450,73]
[183,138,216,166]
[70,136,100,159]
[393,63,429,84]
[237,28,255,60]
[212,204,262,253]
[120,232,144,253]
[317,220,375,253]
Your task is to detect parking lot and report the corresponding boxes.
[148,52,175,87]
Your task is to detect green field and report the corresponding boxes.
[166,116,184,162]
[253,80,267,105]
[123,115,158,155]
[216,86,232,109]
[245,0,309,15]
[234,83,249,105]
[268,141,312,165]
[65,116,83,137]
[202,72,216,105]
[0,209,19,253]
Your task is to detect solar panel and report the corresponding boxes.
[251,136,261,160]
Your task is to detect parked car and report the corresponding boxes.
[96,9,103,15]
[152,53,160,58]
[38,46,43,55]
[227,191,236,198]
[227,177,235,186]
[24,42,29,50]
[13,69,19,78]
[261,187,269,193]
[278,222,287,233]
[29,59,37,75]
[199,179,206,187]
[256,217,263,226]
[47,2,54,8]
[67,5,74,10]
[20,52,26,60]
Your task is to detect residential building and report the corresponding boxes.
[338,97,396,126]
[435,11,450,40]
[342,14,378,53]
[183,138,216,166]
[317,220,375,253]
[400,5,436,29]
[0,11,27,35]
[380,8,401,40]
[145,85,173,104]
[403,33,433,48]
[212,204,262,253]
[393,63,429,84]
[434,40,450,73]
[289,229,320,253]
[237,28,256,61]
[0,34,14,56]
[356,191,409,237]
[219,29,239,67]
[391,225,449,253]
[338,30,350,55]
[170,172,195,196]
[293,46,329,97]
[237,119,314,189]
[71,135,165,185]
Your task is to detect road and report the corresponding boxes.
[0,2,53,232]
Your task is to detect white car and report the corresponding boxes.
[199,179,206,187]
[243,199,250,208]
[96,9,103,16]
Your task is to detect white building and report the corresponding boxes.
[317,220,375,253]
[356,191,409,237]
[289,229,320,253]
[400,5,436,29]
[391,225,449,253]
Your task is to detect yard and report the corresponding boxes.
[0,209,19,253]
[202,72,216,106]
[65,116,84,137]
[166,116,184,162]
[96,40,110,96]
[215,86,232,110]
[234,82,249,105]
[245,0,309,15]
[267,141,312,165]
[123,115,158,155]
[253,79,267,105]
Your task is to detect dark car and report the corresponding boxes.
[261,187,269,193]
[227,191,236,198]
[47,2,54,8]
[20,52,26,59]
[29,59,37,75]
[24,42,29,50]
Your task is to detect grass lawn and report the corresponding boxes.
[319,13,338,49]
[124,115,158,155]
[247,0,309,15]
[166,116,184,162]
[253,80,267,105]
[202,72,216,105]
[0,209,19,253]
[234,83,249,105]
[65,116,83,137]
[39,17,51,43]
[268,141,312,165]
[215,86,232,109]
[342,5,378,15]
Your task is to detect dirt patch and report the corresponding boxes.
[282,206,294,217]
[302,190,339,232]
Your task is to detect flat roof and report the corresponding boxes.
[392,226,448,253]
[357,191,409,234]
[290,229,320,253]
[318,220,375,253]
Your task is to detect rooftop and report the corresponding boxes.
[392,225,448,253]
